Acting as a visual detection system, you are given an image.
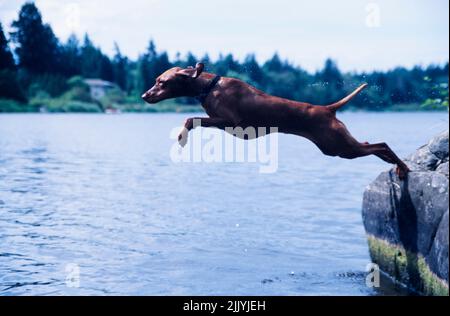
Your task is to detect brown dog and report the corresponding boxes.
[142,62,410,179]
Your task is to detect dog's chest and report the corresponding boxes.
[202,91,222,117]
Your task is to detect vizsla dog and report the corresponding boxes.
[142,62,410,179]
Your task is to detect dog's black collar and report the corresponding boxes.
[195,75,221,103]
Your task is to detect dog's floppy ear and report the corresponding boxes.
[176,62,204,79]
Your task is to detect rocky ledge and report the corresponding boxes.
[362,130,449,295]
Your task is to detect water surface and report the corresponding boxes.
[0,112,447,295]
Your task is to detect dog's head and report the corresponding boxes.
[141,62,204,104]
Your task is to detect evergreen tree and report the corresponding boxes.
[214,53,241,76]
[223,54,241,73]
[318,59,344,87]
[0,22,15,70]
[79,34,113,81]
[10,3,60,74]
[155,52,172,77]
[137,55,150,93]
[264,53,284,72]
[316,58,344,104]
[147,40,157,60]
[243,54,264,85]
[112,43,128,90]
[60,34,81,77]
[197,53,211,72]
[99,54,114,81]
[0,22,26,102]
[184,52,197,68]
[173,52,182,66]
[1,4,449,112]
[137,40,165,92]
[80,34,101,78]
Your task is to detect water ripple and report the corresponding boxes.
[0,113,447,295]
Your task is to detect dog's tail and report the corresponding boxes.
[326,83,368,112]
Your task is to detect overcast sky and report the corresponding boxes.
[0,0,448,72]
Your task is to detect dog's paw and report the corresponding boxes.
[178,129,189,147]
[396,165,410,180]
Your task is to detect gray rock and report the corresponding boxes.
[407,145,439,171]
[362,170,403,246]
[362,130,449,295]
[436,161,449,178]
[362,171,448,256]
[428,130,449,160]
[406,172,449,255]
[427,211,449,283]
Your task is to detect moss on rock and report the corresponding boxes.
[367,235,448,296]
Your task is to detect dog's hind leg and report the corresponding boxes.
[353,142,410,179]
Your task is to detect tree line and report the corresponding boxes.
[0,3,448,111]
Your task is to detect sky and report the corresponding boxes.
[0,0,448,72]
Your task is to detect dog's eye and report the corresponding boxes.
[158,81,166,87]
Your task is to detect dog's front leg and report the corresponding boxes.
[178,117,230,147]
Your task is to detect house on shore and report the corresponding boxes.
[84,79,116,100]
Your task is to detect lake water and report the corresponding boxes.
[0,112,447,296]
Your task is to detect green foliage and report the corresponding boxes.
[0,99,35,112]
[28,73,68,97]
[0,69,27,102]
[118,100,202,113]
[0,1,448,113]
[422,77,449,109]
[61,76,92,103]
[99,86,126,109]
[28,96,101,113]
[46,100,102,113]
[67,76,88,89]
[26,75,101,112]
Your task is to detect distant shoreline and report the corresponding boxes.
[0,99,447,114]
